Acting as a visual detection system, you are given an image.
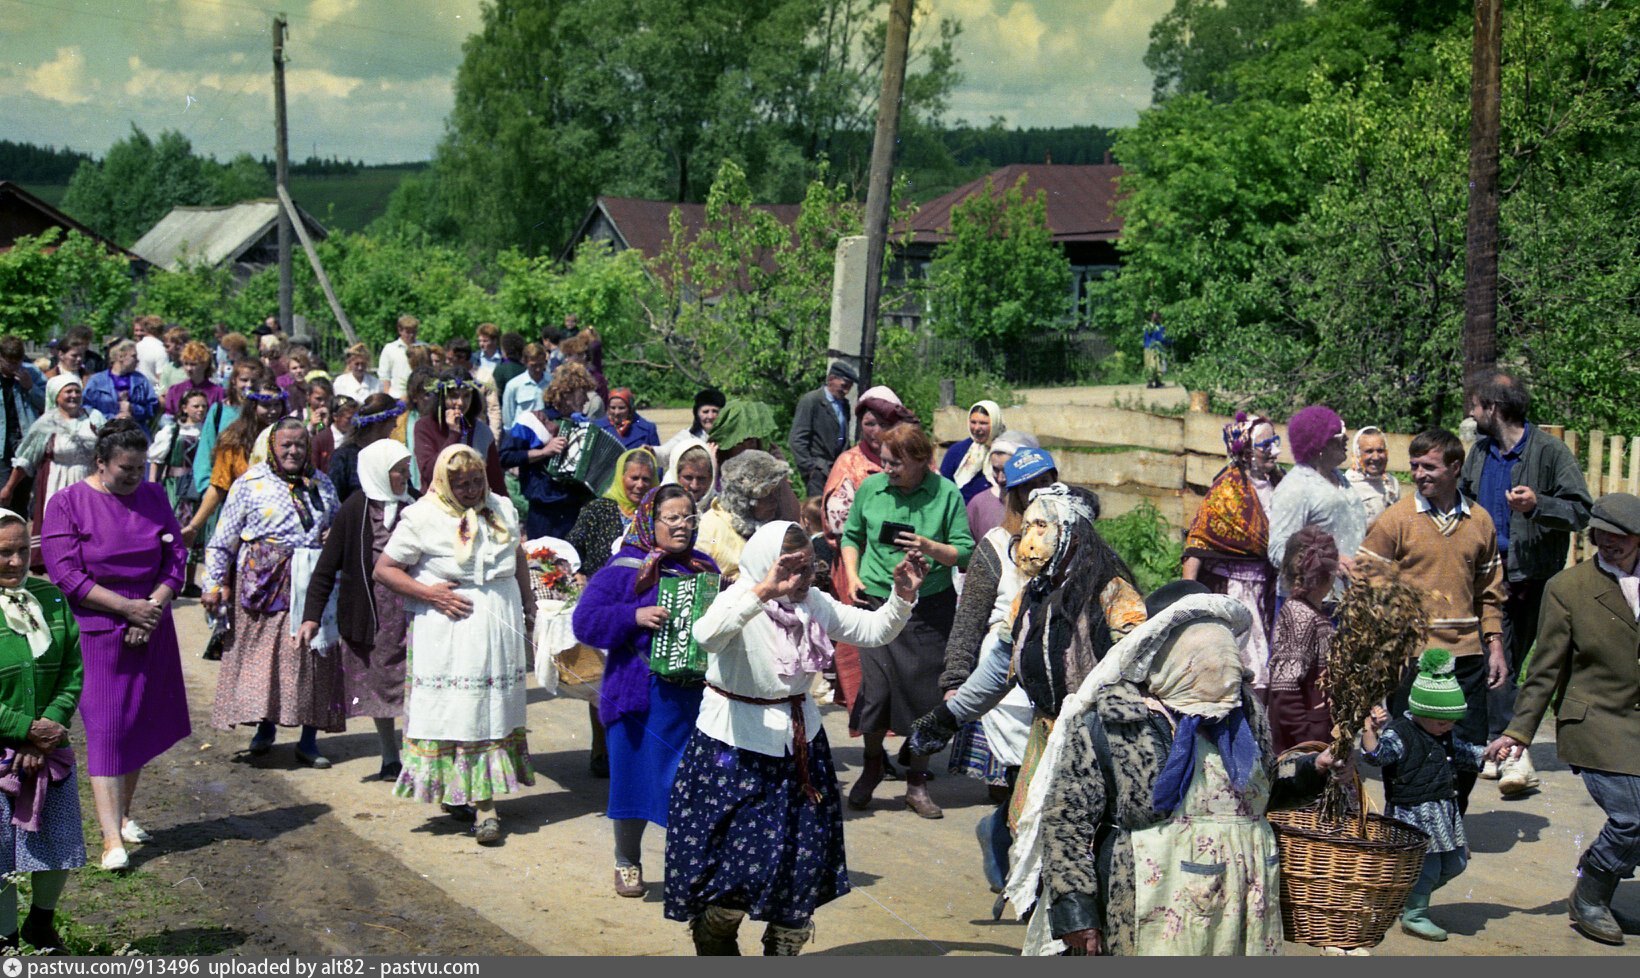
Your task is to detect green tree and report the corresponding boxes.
[61,126,214,246]
[0,229,134,341]
[206,152,275,205]
[925,175,1073,357]
[1144,0,1308,102]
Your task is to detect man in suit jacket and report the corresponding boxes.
[788,361,857,497]
[1490,493,1640,946]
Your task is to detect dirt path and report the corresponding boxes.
[108,600,1640,956]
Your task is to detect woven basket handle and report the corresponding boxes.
[1276,739,1367,835]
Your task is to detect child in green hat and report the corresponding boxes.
[1361,648,1486,942]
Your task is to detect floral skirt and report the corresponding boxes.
[664,729,849,924]
[393,729,535,806]
[0,767,87,874]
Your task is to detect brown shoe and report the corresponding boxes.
[904,771,943,819]
[614,864,645,898]
[847,750,886,810]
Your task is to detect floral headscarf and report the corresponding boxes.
[1222,411,1273,464]
[608,387,636,438]
[622,485,716,595]
[429,444,511,563]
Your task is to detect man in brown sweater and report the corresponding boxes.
[1359,428,1508,812]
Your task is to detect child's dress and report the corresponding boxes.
[151,419,204,561]
[1263,598,1335,753]
[1361,713,1483,854]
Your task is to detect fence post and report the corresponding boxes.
[938,379,956,409]
[1588,430,1606,499]
[1629,436,1640,494]
[1609,436,1624,502]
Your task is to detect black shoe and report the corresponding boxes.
[21,907,68,956]
[442,803,477,824]
[247,729,275,755]
[1570,860,1625,945]
[294,749,332,769]
[378,760,403,782]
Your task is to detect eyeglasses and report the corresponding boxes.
[1255,435,1282,452]
[657,514,700,528]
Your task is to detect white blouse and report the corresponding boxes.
[692,584,914,757]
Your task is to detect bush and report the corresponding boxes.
[1099,499,1182,595]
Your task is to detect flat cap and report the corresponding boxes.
[826,361,859,384]
[1589,492,1640,537]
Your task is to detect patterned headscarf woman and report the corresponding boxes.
[621,484,716,595]
[852,386,916,468]
[0,508,50,656]
[1222,411,1274,467]
[607,388,637,440]
[428,444,511,563]
[256,418,328,532]
[604,447,658,519]
[952,400,1006,489]
[1185,412,1280,562]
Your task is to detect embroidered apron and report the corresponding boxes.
[1127,732,1284,956]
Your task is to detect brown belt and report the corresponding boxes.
[706,682,820,805]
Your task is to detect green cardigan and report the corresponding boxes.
[0,578,84,746]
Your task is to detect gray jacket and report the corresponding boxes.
[788,387,847,496]
[1460,426,1591,581]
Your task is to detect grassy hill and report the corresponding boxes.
[18,164,421,235]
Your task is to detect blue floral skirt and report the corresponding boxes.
[664,729,849,924]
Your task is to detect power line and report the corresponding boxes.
[168,0,467,48]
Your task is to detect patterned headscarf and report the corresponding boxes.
[0,509,49,657]
[603,447,658,518]
[608,387,636,438]
[1222,411,1273,464]
[622,485,716,595]
[429,444,511,563]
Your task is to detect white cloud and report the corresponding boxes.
[24,46,95,105]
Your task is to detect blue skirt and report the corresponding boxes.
[0,768,88,874]
[606,673,703,826]
[664,729,850,924]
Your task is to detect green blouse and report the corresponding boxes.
[842,470,974,600]
[0,578,84,746]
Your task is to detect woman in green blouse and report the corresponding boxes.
[840,424,974,819]
[0,507,85,953]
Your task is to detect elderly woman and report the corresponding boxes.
[500,363,599,540]
[662,438,717,510]
[41,420,190,871]
[413,369,505,495]
[656,388,725,469]
[162,341,226,418]
[82,340,158,428]
[573,485,718,895]
[0,508,85,950]
[669,520,924,955]
[1019,586,1336,956]
[2,375,104,532]
[697,450,790,583]
[820,386,916,712]
[203,418,344,766]
[1267,404,1365,605]
[374,445,536,846]
[1181,412,1285,689]
[299,440,415,782]
[1346,425,1400,527]
[939,400,1006,503]
[841,424,974,817]
[596,387,660,452]
[568,448,658,576]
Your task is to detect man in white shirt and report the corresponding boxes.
[501,343,550,430]
[472,322,504,381]
[377,314,420,398]
[134,315,171,386]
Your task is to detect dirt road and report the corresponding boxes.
[100,600,1638,956]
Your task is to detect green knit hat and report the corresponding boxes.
[1408,649,1466,720]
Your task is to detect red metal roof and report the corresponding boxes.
[0,181,147,267]
[587,196,803,262]
[902,163,1124,245]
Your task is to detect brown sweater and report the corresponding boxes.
[1357,493,1505,657]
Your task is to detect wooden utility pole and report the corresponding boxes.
[273,14,293,333]
[855,0,914,397]
[1462,0,1501,399]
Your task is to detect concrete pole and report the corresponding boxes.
[855,0,914,400]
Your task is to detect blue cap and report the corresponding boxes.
[1003,447,1057,488]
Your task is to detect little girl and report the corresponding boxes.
[1264,525,1339,753]
[1361,648,1484,942]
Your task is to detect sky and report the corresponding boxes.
[3,0,1172,165]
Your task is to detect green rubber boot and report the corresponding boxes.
[1400,893,1448,942]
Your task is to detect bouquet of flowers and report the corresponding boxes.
[528,545,580,604]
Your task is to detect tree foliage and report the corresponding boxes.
[0,229,134,341]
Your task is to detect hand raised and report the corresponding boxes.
[892,552,927,600]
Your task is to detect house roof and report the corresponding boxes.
[0,181,147,267]
[131,200,327,272]
[564,196,803,263]
[902,163,1124,245]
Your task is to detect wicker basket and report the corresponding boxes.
[1268,742,1430,949]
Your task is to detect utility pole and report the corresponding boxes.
[273,14,293,333]
[1462,0,1501,400]
[855,0,914,397]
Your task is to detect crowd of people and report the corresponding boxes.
[0,312,1633,959]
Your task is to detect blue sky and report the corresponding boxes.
[3,0,1170,164]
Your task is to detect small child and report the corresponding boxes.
[149,389,209,594]
[1360,648,1484,942]
[800,495,836,597]
[1264,526,1339,753]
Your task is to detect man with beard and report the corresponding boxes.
[1461,371,1591,796]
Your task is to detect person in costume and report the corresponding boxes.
[413,369,505,495]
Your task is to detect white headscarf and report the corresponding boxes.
[358,439,414,530]
[953,400,1005,489]
[737,520,832,679]
[0,509,50,657]
[1352,425,1386,474]
[662,435,718,508]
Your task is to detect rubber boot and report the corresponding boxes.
[1400,893,1447,942]
[20,906,67,955]
[1569,859,1625,946]
[903,770,944,819]
[848,750,885,810]
[690,905,746,956]
[761,920,814,956]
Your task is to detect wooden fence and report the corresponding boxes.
[933,400,1638,560]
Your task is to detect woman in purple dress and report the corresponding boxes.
[41,419,190,871]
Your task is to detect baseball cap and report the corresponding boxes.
[1003,447,1057,488]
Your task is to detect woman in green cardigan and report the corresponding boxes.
[0,507,86,953]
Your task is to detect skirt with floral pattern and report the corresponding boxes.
[664,729,849,924]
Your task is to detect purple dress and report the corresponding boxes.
[42,480,191,777]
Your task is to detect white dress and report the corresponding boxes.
[382,492,528,742]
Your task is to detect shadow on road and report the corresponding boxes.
[1438,899,1564,937]
[815,939,1022,955]
[131,925,253,955]
[1467,810,1552,853]
[135,802,333,865]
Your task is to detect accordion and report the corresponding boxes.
[649,573,722,683]
[544,419,626,496]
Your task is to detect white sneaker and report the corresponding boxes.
[1499,754,1540,796]
[121,819,151,844]
[1480,759,1500,780]
[101,846,130,871]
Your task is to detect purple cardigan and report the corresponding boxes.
[572,543,718,726]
